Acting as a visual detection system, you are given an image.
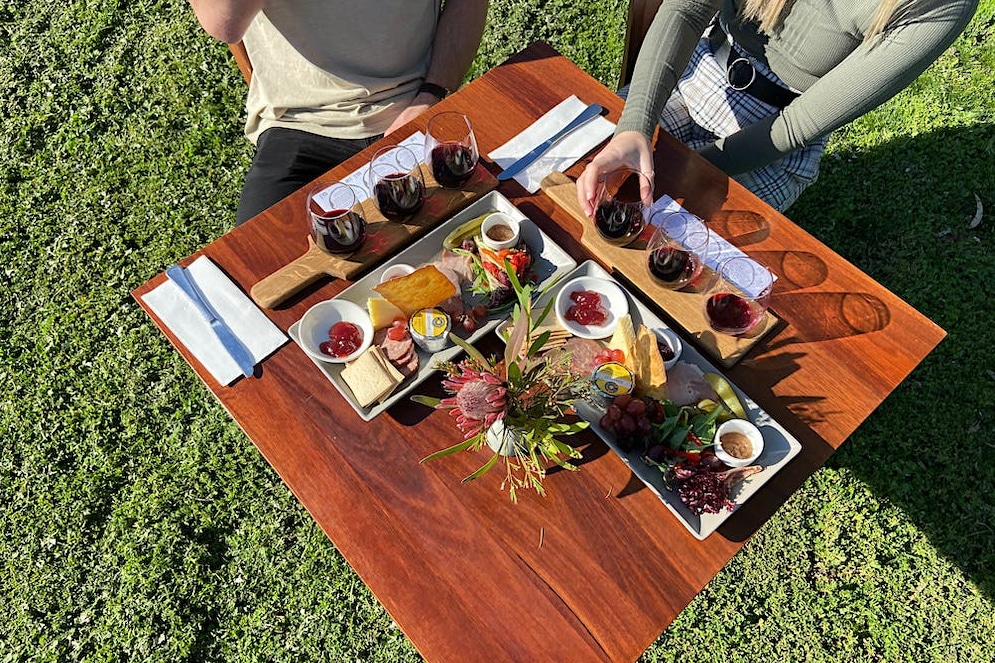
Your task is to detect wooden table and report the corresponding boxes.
[132,43,945,662]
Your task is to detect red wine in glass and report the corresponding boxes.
[431,142,475,188]
[595,199,644,246]
[705,292,757,334]
[374,173,425,220]
[648,246,699,288]
[311,208,366,254]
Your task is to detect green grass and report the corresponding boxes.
[1,0,993,661]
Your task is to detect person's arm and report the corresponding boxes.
[700,0,979,175]
[385,0,490,135]
[187,0,267,43]
[577,0,720,215]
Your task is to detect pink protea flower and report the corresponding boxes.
[439,364,508,438]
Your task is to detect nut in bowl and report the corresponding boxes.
[554,275,629,340]
[298,299,374,364]
[713,418,764,468]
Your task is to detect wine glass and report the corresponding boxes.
[645,209,710,290]
[368,144,426,221]
[701,256,774,335]
[424,111,479,188]
[306,182,366,254]
[593,167,652,247]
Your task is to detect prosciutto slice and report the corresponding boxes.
[666,361,718,406]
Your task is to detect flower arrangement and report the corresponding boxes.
[414,266,590,501]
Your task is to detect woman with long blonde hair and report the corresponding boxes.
[578,0,977,212]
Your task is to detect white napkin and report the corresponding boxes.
[141,256,288,385]
[648,195,776,296]
[489,95,615,193]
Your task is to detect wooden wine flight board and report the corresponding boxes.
[251,164,497,308]
[540,172,780,367]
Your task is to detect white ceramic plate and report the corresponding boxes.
[289,191,577,421]
[554,275,628,339]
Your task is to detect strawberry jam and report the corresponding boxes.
[320,321,363,358]
[565,289,608,326]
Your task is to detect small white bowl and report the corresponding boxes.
[298,299,374,364]
[713,418,764,467]
[554,276,629,340]
[379,263,416,283]
[479,212,521,251]
[654,327,683,370]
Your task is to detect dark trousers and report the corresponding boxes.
[236,127,382,226]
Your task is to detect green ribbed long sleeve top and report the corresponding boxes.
[616,0,978,175]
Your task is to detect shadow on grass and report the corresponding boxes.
[787,122,995,601]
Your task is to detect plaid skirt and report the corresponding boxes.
[649,28,829,211]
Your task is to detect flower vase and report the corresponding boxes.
[485,419,522,457]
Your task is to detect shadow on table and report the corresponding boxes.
[776,123,995,602]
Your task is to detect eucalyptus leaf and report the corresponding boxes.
[410,395,442,408]
[462,451,501,483]
[421,436,480,463]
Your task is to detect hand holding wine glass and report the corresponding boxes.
[593,167,652,247]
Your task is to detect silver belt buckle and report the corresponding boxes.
[727,57,756,91]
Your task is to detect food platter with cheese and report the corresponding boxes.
[496,260,803,539]
[288,191,576,421]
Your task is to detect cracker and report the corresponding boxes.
[372,265,457,317]
[633,325,668,401]
[341,347,403,408]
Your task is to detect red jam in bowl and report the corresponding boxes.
[320,321,363,358]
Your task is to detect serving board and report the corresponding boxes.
[288,191,577,421]
[541,171,780,367]
[251,163,498,308]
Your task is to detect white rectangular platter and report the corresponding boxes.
[553,261,802,539]
[289,191,577,421]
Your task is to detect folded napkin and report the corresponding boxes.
[141,256,288,385]
[648,195,776,297]
[489,95,615,193]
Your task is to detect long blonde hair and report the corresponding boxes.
[739,0,899,41]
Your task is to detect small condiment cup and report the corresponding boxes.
[655,327,683,370]
[380,263,416,283]
[479,212,521,251]
[713,418,764,467]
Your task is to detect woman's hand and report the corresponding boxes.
[576,131,655,217]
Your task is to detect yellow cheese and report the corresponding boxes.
[607,314,636,372]
[367,297,404,330]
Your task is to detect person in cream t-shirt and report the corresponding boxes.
[187,0,489,224]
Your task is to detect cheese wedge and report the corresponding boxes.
[367,297,405,330]
[607,314,637,373]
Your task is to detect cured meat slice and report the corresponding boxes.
[438,250,475,284]
[559,337,604,377]
[666,361,718,406]
[373,327,419,376]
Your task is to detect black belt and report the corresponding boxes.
[707,23,798,109]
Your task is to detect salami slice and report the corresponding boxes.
[560,337,604,377]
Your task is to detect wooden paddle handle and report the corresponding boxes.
[250,240,336,309]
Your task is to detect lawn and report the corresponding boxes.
[1,1,993,661]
